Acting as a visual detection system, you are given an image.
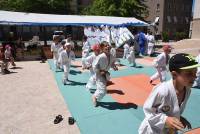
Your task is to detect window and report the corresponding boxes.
[185,17,189,23]
[156,3,160,11]
[173,16,177,23]
[167,16,171,23]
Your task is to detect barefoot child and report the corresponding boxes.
[150,45,172,84]
[58,41,75,85]
[127,45,136,67]
[82,36,90,68]
[92,41,118,107]
[51,35,62,71]
[4,45,16,72]
[85,44,100,91]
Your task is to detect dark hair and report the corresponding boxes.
[111,43,115,47]
[83,36,87,41]
[61,40,66,45]
[100,41,109,48]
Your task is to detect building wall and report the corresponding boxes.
[144,0,192,39]
[144,0,165,34]
[192,0,200,39]
[193,0,200,19]
[192,19,200,39]
[163,0,192,36]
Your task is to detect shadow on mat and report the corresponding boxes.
[68,80,86,86]
[107,89,124,95]
[70,70,82,75]
[89,89,96,94]
[5,71,18,74]
[116,63,125,67]
[98,102,138,110]
[130,65,143,68]
[55,70,63,72]
[71,65,82,68]
[10,66,23,69]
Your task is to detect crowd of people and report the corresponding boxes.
[50,29,200,133]
[1,28,200,133]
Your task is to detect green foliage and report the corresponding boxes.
[174,32,187,41]
[0,0,71,14]
[162,31,169,42]
[82,0,148,20]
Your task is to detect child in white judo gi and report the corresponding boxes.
[82,36,91,68]
[85,44,100,91]
[139,53,198,134]
[146,31,155,56]
[92,41,118,107]
[150,45,172,84]
[58,40,67,70]
[123,43,130,59]
[58,41,75,85]
[110,43,120,66]
[51,35,62,71]
[193,50,200,88]
[3,45,16,73]
[127,45,136,67]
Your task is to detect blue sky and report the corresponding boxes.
[192,0,195,12]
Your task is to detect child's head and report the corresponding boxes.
[65,42,72,51]
[130,46,134,51]
[100,41,111,55]
[169,53,200,87]
[163,45,172,54]
[91,44,100,56]
[111,43,116,48]
[53,35,60,43]
[5,45,11,50]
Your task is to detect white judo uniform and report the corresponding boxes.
[51,42,62,70]
[110,47,120,65]
[85,53,98,90]
[147,34,155,55]
[82,41,90,68]
[4,48,14,69]
[123,43,130,59]
[4,48,12,60]
[93,53,115,100]
[150,52,170,82]
[139,79,191,134]
[58,46,65,69]
[127,46,136,66]
[58,50,75,83]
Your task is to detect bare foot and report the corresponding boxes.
[92,96,97,107]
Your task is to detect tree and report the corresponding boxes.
[0,0,71,14]
[82,0,148,20]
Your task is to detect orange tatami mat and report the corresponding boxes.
[136,58,153,66]
[107,74,159,106]
[185,128,200,134]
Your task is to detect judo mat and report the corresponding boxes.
[48,57,200,134]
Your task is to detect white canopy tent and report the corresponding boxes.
[0,10,149,27]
